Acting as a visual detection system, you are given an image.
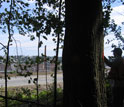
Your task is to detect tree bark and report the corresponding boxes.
[62,0,107,107]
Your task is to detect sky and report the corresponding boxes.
[0,0,63,57]
[104,2,124,57]
[0,1,124,57]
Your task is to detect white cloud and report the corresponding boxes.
[0,33,62,56]
[111,5,124,25]
[25,0,35,3]
[104,5,124,57]
[13,34,57,56]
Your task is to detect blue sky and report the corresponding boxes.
[0,1,124,57]
[104,3,124,57]
[0,0,63,57]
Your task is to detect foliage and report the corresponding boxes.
[0,0,65,75]
[0,0,31,35]
[105,79,113,107]
[102,0,124,49]
[0,1,65,107]
[0,0,65,54]
[0,86,63,107]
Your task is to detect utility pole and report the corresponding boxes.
[44,45,48,106]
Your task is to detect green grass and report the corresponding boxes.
[0,84,63,107]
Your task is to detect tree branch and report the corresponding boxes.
[0,95,46,107]
[0,42,6,49]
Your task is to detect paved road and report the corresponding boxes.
[0,74,63,87]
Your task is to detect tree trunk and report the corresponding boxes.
[62,0,107,107]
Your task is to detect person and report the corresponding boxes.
[104,48,124,107]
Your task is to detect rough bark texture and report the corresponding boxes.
[62,0,107,107]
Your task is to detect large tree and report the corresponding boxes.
[62,0,107,107]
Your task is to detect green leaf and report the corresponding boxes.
[38,41,43,48]
[29,35,35,40]
[42,36,47,40]
[28,80,31,84]
[34,78,37,81]
[25,3,29,7]
[8,76,11,80]
[2,29,6,33]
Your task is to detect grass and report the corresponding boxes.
[0,71,63,106]
[0,83,63,107]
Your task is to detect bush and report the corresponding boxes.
[0,86,63,107]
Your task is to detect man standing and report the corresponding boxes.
[104,48,124,107]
